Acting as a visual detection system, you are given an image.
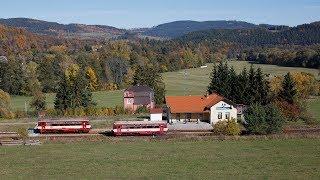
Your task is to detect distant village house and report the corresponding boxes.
[123,85,155,112]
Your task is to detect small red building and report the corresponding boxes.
[123,85,155,112]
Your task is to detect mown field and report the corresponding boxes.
[10,61,320,120]
[308,97,320,121]
[1,139,320,179]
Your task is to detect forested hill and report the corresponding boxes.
[0,24,91,56]
[0,18,127,39]
[178,21,320,46]
[0,24,52,55]
[143,20,257,38]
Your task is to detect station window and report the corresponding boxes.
[225,112,230,120]
[176,113,181,120]
[218,112,222,119]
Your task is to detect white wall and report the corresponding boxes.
[210,101,237,124]
[150,113,162,121]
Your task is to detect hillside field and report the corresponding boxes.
[1,138,320,179]
[10,61,319,119]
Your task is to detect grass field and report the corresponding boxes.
[309,97,320,121]
[1,139,320,179]
[11,90,123,111]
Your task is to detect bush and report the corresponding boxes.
[114,105,125,115]
[225,119,241,136]
[16,127,28,141]
[213,121,227,135]
[213,119,241,136]
[14,110,28,119]
[135,106,149,114]
[244,103,285,135]
[274,100,301,121]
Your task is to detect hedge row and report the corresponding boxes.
[11,106,140,119]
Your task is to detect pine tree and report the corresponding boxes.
[207,63,219,94]
[235,68,249,104]
[54,66,96,110]
[247,65,257,104]
[207,61,230,96]
[254,68,270,105]
[54,74,71,110]
[279,72,297,104]
[227,67,238,102]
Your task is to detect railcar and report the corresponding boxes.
[113,121,168,136]
[35,118,91,134]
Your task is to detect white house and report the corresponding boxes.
[165,93,238,124]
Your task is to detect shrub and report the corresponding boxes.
[212,121,227,135]
[74,107,86,117]
[14,110,28,119]
[0,89,15,119]
[135,106,149,114]
[16,127,28,141]
[274,100,301,121]
[225,119,241,136]
[213,119,241,136]
[114,105,125,115]
[244,103,285,135]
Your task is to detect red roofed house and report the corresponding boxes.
[165,93,237,124]
[124,85,155,112]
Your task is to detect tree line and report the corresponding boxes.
[208,61,319,134]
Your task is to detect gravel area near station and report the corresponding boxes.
[168,122,213,131]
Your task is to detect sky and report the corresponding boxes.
[1,0,320,29]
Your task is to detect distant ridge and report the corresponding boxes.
[142,20,258,38]
[0,18,127,39]
[177,21,320,46]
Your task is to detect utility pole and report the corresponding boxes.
[184,69,188,96]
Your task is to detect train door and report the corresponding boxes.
[82,121,86,130]
[159,124,164,133]
[39,122,46,133]
[117,125,122,135]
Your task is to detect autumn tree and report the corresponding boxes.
[22,61,42,95]
[0,89,14,118]
[86,67,98,91]
[18,61,47,112]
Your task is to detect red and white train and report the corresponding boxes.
[35,118,91,134]
[113,121,168,136]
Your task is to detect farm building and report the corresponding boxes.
[165,93,238,124]
[123,85,155,112]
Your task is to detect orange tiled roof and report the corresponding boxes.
[166,93,226,113]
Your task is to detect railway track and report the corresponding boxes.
[2,127,320,139]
